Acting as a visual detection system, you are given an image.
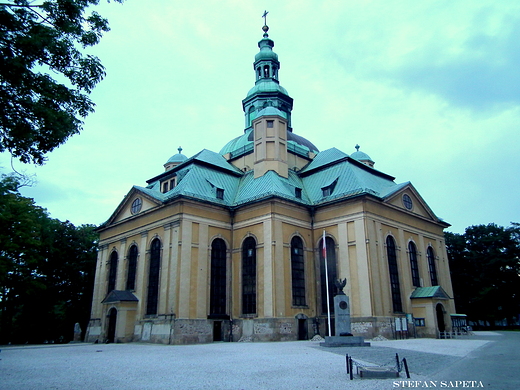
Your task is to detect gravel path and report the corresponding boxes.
[0,333,496,390]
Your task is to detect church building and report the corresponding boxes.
[86,21,458,344]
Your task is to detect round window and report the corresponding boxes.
[402,194,413,210]
[131,198,142,214]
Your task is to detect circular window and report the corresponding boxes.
[131,198,142,214]
[402,194,413,210]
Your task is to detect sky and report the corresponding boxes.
[2,0,520,234]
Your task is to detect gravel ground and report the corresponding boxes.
[0,333,494,390]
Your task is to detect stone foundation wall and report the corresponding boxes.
[85,319,102,343]
[315,316,397,339]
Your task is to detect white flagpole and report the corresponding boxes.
[323,230,332,337]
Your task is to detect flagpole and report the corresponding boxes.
[323,230,332,337]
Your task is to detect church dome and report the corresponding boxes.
[245,79,289,99]
[220,130,253,155]
[164,147,187,171]
[220,127,319,156]
[255,38,279,62]
[350,145,374,167]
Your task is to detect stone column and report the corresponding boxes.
[263,219,274,317]
[167,222,180,317]
[354,219,372,317]
[117,238,127,291]
[135,231,148,317]
[159,224,172,316]
[196,223,209,318]
[178,219,192,318]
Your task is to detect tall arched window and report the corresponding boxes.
[126,245,138,291]
[427,247,438,286]
[242,237,256,315]
[386,236,403,312]
[210,238,227,317]
[408,242,420,287]
[291,236,306,307]
[107,251,118,293]
[146,238,161,316]
[319,236,337,315]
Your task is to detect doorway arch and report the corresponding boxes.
[436,303,446,332]
[107,308,117,343]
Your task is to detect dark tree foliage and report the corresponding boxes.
[0,173,98,343]
[446,223,520,326]
[0,0,123,165]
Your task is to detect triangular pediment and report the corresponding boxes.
[383,182,448,225]
[103,186,163,226]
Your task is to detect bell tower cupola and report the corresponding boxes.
[242,12,293,131]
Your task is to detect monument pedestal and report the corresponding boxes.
[320,336,371,347]
[319,289,370,347]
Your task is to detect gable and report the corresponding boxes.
[104,186,163,226]
[383,183,446,224]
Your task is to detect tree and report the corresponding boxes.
[446,223,520,326]
[0,173,98,343]
[0,0,123,165]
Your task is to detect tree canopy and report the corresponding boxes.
[446,223,520,326]
[0,173,98,343]
[0,0,122,165]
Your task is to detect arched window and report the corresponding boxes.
[291,236,306,307]
[126,245,138,291]
[107,251,118,293]
[408,242,420,287]
[146,238,161,316]
[263,64,270,78]
[319,236,337,315]
[427,247,438,286]
[210,238,227,317]
[386,236,403,312]
[242,237,256,315]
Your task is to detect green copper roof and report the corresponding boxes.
[166,147,187,164]
[256,106,287,118]
[219,129,253,155]
[351,150,373,162]
[350,144,374,163]
[300,148,349,174]
[245,79,289,99]
[410,286,451,299]
[255,37,279,62]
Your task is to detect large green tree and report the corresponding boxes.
[0,0,122,165]
[446,223,520,326]
[0,173,98,343]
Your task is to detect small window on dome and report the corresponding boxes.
[216,188,224,200]
[295,188,302,199]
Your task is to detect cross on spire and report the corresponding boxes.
[262,10,269,26]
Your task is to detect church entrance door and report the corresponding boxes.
[298,319,307,340]
[436,303,445,332]
[107,308,117,343]
[213,321,222,341]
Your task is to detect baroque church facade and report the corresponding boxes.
[86,23,458,344]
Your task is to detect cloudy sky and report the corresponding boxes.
[2,0,519,234]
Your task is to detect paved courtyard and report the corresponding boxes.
[0,331,512,390]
